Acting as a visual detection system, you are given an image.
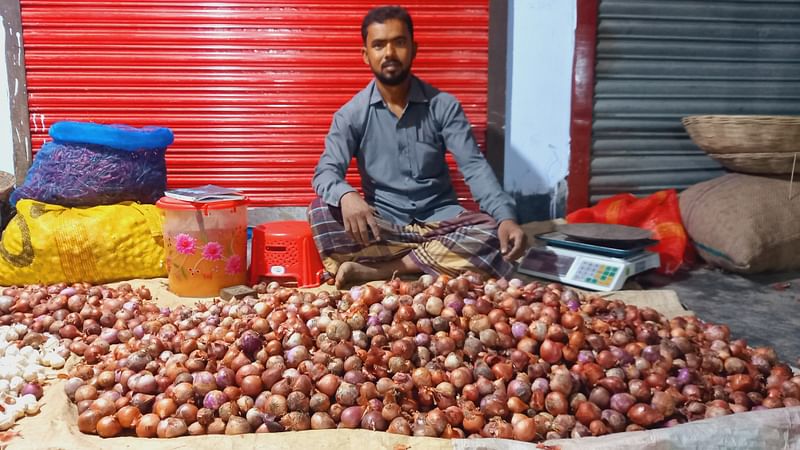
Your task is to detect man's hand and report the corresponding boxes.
[340,191,381,246]
[498,220,527,261]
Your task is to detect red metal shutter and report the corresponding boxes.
[20,1,488,208]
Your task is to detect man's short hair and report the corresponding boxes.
[361,6,414,44]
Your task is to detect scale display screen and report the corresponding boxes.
[519,248,574,277]
[517,245,661,292]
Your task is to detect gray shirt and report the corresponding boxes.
[312,76,517,226]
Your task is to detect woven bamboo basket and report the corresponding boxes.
[682,115,800,175]
[708,152,800,175]
[682,115,800,154]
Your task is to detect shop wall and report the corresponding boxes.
[506,0,576,223]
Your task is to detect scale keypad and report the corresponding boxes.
[575,261,619,287]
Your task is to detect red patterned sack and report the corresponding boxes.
[566,190,693,275]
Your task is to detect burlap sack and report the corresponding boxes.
[0,170,13,202]
[679,173,800,273]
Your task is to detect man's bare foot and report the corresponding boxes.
[334,256,422,289]
[335,261,380,288]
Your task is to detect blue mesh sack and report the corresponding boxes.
[10,121,174,207]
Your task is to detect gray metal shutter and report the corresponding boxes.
[590,0,800,204]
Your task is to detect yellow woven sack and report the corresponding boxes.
[0,200,166,285]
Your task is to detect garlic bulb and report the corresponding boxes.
[0,412,13,431]
[0,324,71,430]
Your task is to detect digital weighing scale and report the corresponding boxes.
[518,228,661,292]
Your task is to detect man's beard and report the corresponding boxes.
[373,62,411,86]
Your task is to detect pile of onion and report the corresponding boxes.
[2,276,798,441]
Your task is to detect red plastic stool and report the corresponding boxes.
[249,220,325,288]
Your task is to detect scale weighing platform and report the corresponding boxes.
[518,230,661,292]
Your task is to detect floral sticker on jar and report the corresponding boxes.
[165,229,247,296]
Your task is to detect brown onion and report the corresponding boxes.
[116,405,142,429]
[157,417,188,438]
[388,416,412,435]
[77,409,101,434]
[135,413,160,437]
[575,401,602,426]
[311,412,336,429]
[96,416,122,438]
[627,403,663,427]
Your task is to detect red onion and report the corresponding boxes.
[651,391,676,417]
[601,408,627,432]
[588,386,611,410]
[545,392,568,416]
[627,403,663,427]
[335,382,358,406]
[311,412,336,429]
[203,390,228,410]
[575,401,602,426]
[414,333,431,347]
[339,406,364,429]
[388,416,412,435]
[192,371,217,396]
[22,382,44,400]
[539,339,563,364]
[549,369,573,395]
[642,345,661,363]
[214,367,235,389]
[507,379,532,403]
[509,322,527,339]
[610,393,636,413]
[361,410,388,431]
[705,404,732,418]
[326,320,351,341]
[531,377,549,393]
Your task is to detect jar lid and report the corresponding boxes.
[156,196,249,211]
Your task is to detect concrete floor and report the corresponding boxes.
[635,266,800,365]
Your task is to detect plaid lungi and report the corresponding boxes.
[307,197,514,278]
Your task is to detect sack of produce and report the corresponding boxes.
[10,121,173,207]
[0,199,166,285]
[680,173,800,273]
